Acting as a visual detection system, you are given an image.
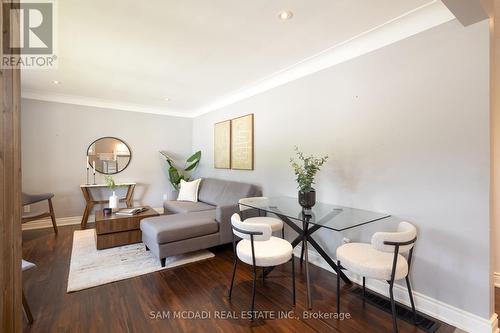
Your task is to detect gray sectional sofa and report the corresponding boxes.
[140,178,261,266]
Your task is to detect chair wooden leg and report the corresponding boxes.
[281,227,285,239]
[48,198,58,234]
[22,290,33,324]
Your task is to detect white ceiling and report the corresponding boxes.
[21,0,449,117]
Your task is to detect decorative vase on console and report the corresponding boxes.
[109,191,119,212]
[105,175,120,212]
[290,146,328,214]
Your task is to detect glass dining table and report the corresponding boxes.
[239,196,391,309]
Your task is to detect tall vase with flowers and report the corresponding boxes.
[290,146,328,212]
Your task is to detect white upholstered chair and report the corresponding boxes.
[336,222,417,333]
[238,197,284,238]
[227,213,295,319]
[22,259,36,324]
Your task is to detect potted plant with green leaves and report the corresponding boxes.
[159,150,202,194]
[104,175,120,212]
[290,146,328,211]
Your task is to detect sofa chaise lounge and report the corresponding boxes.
[140,178,261,266]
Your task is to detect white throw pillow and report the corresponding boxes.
[177,178,202,202]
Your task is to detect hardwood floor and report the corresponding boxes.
[496,288,500,316]
[21,225,455,333]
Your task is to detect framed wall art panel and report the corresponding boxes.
[214,120,231,169]
[230,114,254,170]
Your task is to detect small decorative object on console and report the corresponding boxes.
[103,208,112,216]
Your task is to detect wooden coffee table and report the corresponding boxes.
[94,206,159,250]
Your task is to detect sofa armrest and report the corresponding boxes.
[216,204,239,244]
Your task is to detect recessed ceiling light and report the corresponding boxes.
[52,80,61,85]
[278,10,293,20]
[163,97,170,102]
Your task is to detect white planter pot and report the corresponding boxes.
[109,191,119,212]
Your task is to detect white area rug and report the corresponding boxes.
[67,229,214,292]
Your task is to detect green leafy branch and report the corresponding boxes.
[104,175,124,191]
[290,146,328,192]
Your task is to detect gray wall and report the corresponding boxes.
[21,99,193,217]
[192,20,492,318]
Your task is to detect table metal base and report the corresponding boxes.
[263,213,352,309]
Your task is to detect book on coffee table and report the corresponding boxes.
[116,207,148,216]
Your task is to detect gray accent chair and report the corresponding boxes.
[140,178,261,266]
[22,192,57,234]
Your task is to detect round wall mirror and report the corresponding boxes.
[87,137,131,174]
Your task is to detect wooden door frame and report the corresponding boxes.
[1,1,22,331]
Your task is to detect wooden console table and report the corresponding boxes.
[80,182,136,229]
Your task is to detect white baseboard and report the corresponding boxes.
[21,207,164,231]
[293,246,499,333]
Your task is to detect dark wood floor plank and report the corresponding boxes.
[496,287,500,317]
[21,225,455,333]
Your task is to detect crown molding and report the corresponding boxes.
[191,0,455,117]
[21,89,191,118]
[22,1,456,119]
